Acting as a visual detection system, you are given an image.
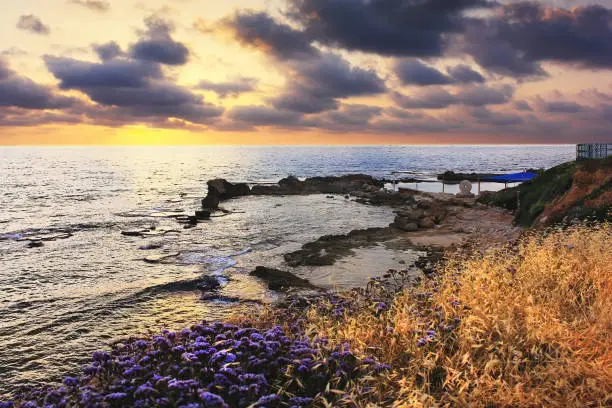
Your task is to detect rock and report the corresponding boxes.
[139,241,163,250]
[419,217,436,229]
[326,195,335,199]
[122,229,148,237]
[198,276,222,292]
[195,210,211,220]
[205,179,251,203]
[209,179,251,199]
[394,216,419,232]
[230,183,251,197]
[396,208,424,221]
[278,175,302,190]
[27,241,44,248]
[250,266,315,291]
[144,252,180,264]
[201,190,220,209]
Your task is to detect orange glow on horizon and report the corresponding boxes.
[0,124,551,146]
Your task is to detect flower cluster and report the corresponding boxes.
[4,322,384,408]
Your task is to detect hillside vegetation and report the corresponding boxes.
[479,158,611,227]
[246,224,611,407]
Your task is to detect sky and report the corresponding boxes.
[1,0,612,145]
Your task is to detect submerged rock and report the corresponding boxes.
[143,252,180,264]
[195,210,211,220]
[198,276,222,292]
[250,266,315,291]
[139,241,163,250]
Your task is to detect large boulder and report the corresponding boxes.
[207,179,251,200]
[250,266,315,291]
[202,179,251,209]
[198,276,222,292]
[201,189,220,209]
[394,216,419,231]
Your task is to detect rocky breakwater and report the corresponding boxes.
[251,174,384,196]
[201,179,252,209]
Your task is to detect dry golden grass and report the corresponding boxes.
[244,224,612,407]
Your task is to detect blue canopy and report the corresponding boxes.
[485,172,539,183]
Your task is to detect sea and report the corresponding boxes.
[0,145,575,396]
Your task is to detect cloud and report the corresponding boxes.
[70,0,111,12]
[394,60,486,86]
[394,59,453,86]
[458,84,515,106]
[227,106,304,127]
[542,101,586,114]
[0,58,12,80]
[271,53,386,113]
[17,15,51,36]
[92,41,123,61]
[514,100,533,111]
[219,11,318,60]
[0,57,74,110]
[44,56,223,125]
[44,56,162,88]
[446,64,485,83]
[464,2,612,76]
[285,0,493,57]
[392,84,514,109]
[470,106,524,126]
[392,88,456,109]
[317,104,383,129]
[129,15,190,66]
[197,77,258,98]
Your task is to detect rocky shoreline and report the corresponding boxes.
[186,174,519,295]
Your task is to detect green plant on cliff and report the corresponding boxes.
[479,159,611,227]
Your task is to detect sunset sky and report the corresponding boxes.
[1,0,612,145]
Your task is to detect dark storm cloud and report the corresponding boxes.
[70,0,111,12]
[44,56,223,125]
[285,0,493,57]
[464,2,612,77]
[0,57,74,110]
[220,11,318,60]
[458,84,514,106]
[394,59,487,86]
[446,64,485,83]
[197,77,259,98]
[44,56,162,88]
[129,15,190,66]
[271,53,386,113]
[17,15,51,36]
[392,84,514,109]
[220,11,385,113]
[392,88,456,109]
[394,59,453,86]
[93,41,123,61]
[318,104,383,129]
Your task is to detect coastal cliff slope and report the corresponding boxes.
[479,158,611,226]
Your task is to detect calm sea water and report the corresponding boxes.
[0,145,574,395]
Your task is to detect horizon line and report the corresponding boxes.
[0,143,579,148]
